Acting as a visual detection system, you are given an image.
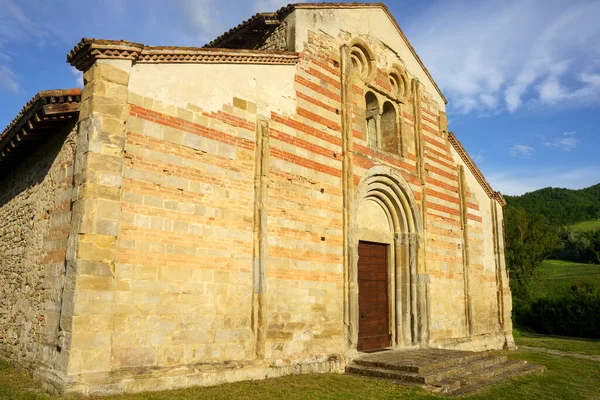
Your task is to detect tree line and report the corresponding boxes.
[504,183,600,338]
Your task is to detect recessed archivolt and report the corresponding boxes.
[388,64,409,101]
[354,166,422,235]
[348,38,376,83]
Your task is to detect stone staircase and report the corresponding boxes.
[347,348,545,396]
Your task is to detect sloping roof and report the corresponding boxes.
[0,89,81,167]
[448,132,506,207]
[205,2,447,104]
[205,12,282,49]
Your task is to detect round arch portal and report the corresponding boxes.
[347,166,428,352]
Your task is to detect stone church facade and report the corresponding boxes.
[0,3,514,395]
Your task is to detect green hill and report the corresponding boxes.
[570,220,600,232]
[504,183,600,226]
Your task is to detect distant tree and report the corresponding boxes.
[582,230,600,264]
[504,207,560,298]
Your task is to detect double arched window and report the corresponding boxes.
[364,92,400,155]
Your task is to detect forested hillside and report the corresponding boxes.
[504,183,600,226]
[504,183,600,338]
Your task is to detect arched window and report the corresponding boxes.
[381,102,398,154]
[365,92,379,148]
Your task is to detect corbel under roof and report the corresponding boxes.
[0,89,81,167]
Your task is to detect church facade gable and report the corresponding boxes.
[0,3,513,395]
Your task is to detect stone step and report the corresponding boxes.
[447,363,547,396]
[347,355,507,385]
[348,349,547,396]
[354,350,491,374]
[433,360,529,393]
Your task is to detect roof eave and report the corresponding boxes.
[0,89,81,167]
[448,131,506,207]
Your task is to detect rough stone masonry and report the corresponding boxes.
[0,3,514,396]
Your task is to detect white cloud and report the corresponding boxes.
[508,144,535,157]
[471,151,485,164]
[405,0,600,115]
[70,67,83,88]
[541,131,578,151]
[487,165,600,195]
[176,0,221,43]
[0,65,18,93]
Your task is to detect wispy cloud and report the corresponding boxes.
[176,0,221,43]
[0,65,18,93]
[406,0,600,115]
[508,144,535,157]
[471,151,485,164]
[541,131,578,151]
[70,67,83,88]
[0,1,49,43]
[487,165,600,195]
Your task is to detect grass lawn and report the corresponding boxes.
[514,329,600,356]
[569,220,600,231]
[2,335,600,400]
[537,259,600,295]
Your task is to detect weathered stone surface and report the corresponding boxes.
[0,124,77,373]
[347,349,545,395]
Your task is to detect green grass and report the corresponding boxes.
[569,220,600,232]
[514,329,600,356]
[2,335,600,400]
[537,259,600,295]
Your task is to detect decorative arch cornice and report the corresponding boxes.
[67,38,300,71]
[448,132,506,207]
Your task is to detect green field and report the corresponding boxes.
[514,329,600,356]
[569,220,600,231]
[537,259,600,295]
[2,336,600,400]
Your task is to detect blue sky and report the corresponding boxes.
[1,0,599,195]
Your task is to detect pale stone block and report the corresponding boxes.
[88,63,130,86]
[97,172,122,187]
[127,116,146,134]
[159,345,184,366]
[68,348,111,374]
[76,275,114,291]
[77,234,117,262]
[182,132,217,154]
[177,108,194,123]
[214,271,231,284]
[128,92,143,106]
[96,200,121,220]
[171,330,212,345]
[70,331,111,349]
[80,183,121,202]
[112,347,157,368]
[217,143,237,160]
[88,152,122,173]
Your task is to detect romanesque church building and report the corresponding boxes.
[0,3,514,395]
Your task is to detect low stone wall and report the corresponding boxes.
[0,124,76,373]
